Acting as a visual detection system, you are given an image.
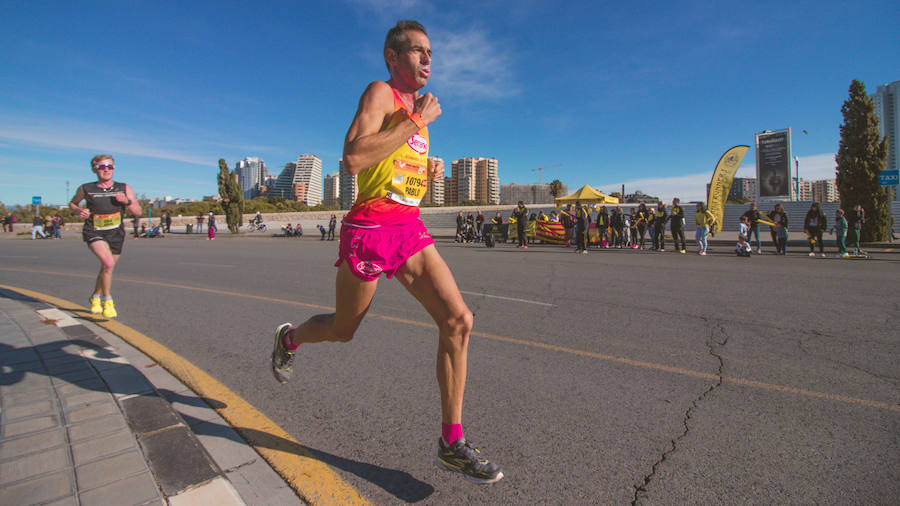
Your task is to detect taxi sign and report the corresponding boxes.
[878,170,899,186]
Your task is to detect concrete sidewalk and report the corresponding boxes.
[0,288,303,505]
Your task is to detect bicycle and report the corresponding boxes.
[246,221,267,233]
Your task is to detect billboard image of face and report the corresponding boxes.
[756,130,791,198]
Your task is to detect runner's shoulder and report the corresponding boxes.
[360,81,396,108]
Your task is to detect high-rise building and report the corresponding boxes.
[871,80,899,172]
[452,158,476,203]
[475,158,500,204]
[422,157,445,205]
[792,178,813,201]
[338,159,358,210]
[323,172,340,207]
[871,80,899,200]
[450,157,500,204]
[235,157,269,199]
[444,176,457,205]
[272,154,322,205]
[811,179,839,203]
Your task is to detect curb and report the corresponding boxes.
[0,284,370,506]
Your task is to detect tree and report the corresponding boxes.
[216,159,244,234]
[549,179,564,199]
[835,79,890,242]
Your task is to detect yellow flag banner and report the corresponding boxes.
[707,145,749,234]
[535,221,566,244]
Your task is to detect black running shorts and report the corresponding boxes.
[83,228,126,255]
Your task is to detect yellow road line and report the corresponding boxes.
[3,267,899,414]
[0,283,370,506]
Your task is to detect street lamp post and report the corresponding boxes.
[794,156,800,202]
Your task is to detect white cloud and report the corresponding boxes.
[0,115,214,167]
[596,153,837,203]
[429,28,520,101]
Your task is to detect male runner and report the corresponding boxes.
[69,155,141,318]
[270,20,503,484]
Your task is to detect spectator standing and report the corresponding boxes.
[596,206,609,248]
[769,203,789,255]
[694,202,715,255]
[318,224,326,240]
[832,209,849,257]
[4,212,13,232]
[847,204,865,255]
[207,212,216,240]
[561,203,574,246]
[574,201,589,254]
[636,203,649,249]
[803,202,827,257]
[741,202,763,254]
[670,198,686,253]
[196,213,204,234]
[165,212,172,233]
[455,211,465,243]
[512,201,528,248]
[328,214,337,240]
[654,202,668,252]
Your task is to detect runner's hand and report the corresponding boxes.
[414,92,441,125]
[115,192,129,204]
[79,208,91,219]
[428,157,444,179]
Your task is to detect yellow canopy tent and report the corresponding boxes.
[554,184,619,205]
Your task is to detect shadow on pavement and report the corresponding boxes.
[0,339,434,503]
[158,389,435,503]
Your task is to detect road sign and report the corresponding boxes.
[878,170,899,186]
[32,196,42,205]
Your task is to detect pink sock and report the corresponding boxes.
[442,423,464,445]
[283,328,299,350]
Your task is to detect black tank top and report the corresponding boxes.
[81,181,127,233]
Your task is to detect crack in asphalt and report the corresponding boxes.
[631,319,729,505]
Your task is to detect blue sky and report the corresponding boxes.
[1,0,896,206]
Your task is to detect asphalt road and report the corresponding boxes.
[2,234,898,505]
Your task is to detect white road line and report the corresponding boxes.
[459,290,556,307]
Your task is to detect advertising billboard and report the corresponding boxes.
[755,129,792,198]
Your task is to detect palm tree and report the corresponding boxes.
[549,179,564,198]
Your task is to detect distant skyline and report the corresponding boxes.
[2,1,896,206]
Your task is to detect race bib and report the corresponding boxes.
[92,212,121,231]
[386,159,427,206]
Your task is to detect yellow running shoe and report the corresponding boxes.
[90,296,102,314]
[102,299,117,318]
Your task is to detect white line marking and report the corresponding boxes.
[459,290,556,307]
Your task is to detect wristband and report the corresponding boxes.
[126,199,132,206]
[408,112,426,130]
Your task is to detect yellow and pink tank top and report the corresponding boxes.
[344,85,429,227]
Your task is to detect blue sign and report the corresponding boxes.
[878,170,899,186]
[32,196,41,205]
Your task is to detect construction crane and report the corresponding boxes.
[531,163,562,184]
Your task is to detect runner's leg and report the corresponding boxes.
[395,244,472,425]
[288,262,378,345]
[88,240,119,297]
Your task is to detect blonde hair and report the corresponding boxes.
[91,154,114,168]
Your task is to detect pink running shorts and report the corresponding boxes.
[335,219,434,281]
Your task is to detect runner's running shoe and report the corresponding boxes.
[436,438,504,484]
[101,299,117,318]
[90,296,102,314]
[271,323,295,384]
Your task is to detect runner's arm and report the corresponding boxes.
[69,185,91,219]
[120,184,143,217]
[342,81,440,175]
